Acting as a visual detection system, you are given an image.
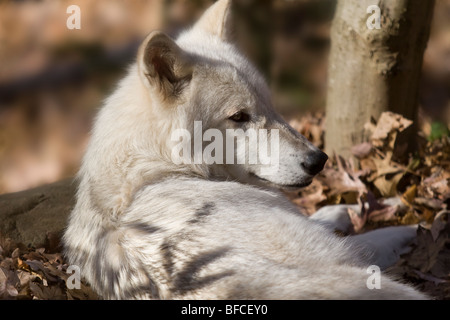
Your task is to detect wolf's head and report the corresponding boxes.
[135,0,327,189]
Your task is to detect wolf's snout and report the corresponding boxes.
[301,151,328,176]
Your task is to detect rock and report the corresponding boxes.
[0,179,76,248]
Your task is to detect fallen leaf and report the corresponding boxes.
[16,269,38,288]
[66,283,99,300]
[363,192,399,223]
[348,207,367,233]
[29,282,65,300]
[413,270,448,285]
[290,180,327,215]
[373,171,404,198]
[371,112,413,147]
[430,210,450,242]
[17,258,32,273]
[407,224,448,274]
[0,267,19,299]
[11,248,20,259]
[402,184,417,205]
[351,142,373,158]
[414,197,444,210]
[317,155,367,198]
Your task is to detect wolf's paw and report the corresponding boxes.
[310,204,360,234]
[352,225,418,269]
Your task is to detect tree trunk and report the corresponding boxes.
[324,0,435,158]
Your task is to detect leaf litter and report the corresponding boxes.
[289,111,450,299]
[0,232,98,300]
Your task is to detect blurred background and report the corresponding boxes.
[0,0,449,194]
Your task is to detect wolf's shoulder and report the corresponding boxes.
[124,176,302,223]
[135,177,287,205]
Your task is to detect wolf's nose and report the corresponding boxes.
[301,151,328,175]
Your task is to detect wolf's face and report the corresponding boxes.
[137,0,327,189]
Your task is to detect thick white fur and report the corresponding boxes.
[63,0,427,299]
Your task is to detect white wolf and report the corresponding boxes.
[64,0,427,299]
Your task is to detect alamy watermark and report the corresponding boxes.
[66,265,81,289]
[64,263,382,291]
[366,5,381,30]
[366,265,381,289]
[170,121,280,175]
[66,5,81,30]
[66,4,382,31]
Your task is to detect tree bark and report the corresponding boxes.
[325,0,435,158]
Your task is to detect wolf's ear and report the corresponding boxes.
[138,31,193,98]
[194,0,233,42]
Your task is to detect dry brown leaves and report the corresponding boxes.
[388,211,450,300]
[289,111,450,299]
[289,112,449,227]
[0,233,98,300]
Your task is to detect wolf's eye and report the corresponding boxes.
[229,111,250,123]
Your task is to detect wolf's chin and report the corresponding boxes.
[248,172,312,190]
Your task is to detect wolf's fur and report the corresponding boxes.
[63,0,427,299]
